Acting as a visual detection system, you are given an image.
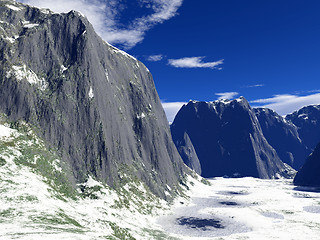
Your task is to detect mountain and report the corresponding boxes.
[254,108,309,169]
[286,105,320,152]
[170,97,294,179]
[0,0,187,199]
[173,132,201,175]
[294,142,320,187]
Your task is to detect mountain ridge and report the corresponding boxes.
[171,97,295,179]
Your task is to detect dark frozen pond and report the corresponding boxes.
[176,217,224,230]
[219,201,238,206]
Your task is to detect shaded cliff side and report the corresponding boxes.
[254,108,309,169]
[171,97,294,179]
[294,142,320,187]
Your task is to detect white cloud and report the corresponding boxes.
[162,101,186,123]
[245,84,265,88]
[146,54,163,62]
[168,57,224,69]
[18,0,184,49]
[250,92,320,116]
[215,92,239,100]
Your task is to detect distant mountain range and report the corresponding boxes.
[171,97,320,179]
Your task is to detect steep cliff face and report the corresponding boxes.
[286,105,320,152]
[254,108,309,169]
[0,1,187,198]
[171,97,294,179]
[294,142,320,187]
[172,132,201,175]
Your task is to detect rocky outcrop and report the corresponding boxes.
[286,105,320,152]
[171,97,294,179]
[254,108,309,169]
[294,142,320,187]
[173,132,201,175]
[0,1,187,198]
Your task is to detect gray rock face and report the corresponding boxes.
[254,108,309,169]
[171,97,294,179]
[294,142,320,187]
[0,1,186,198]
[173,132,201,175]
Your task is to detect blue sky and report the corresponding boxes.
[19,0,320,122]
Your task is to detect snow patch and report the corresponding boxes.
[84,176,103,188]
[112,47,137,61]
[6,64,47,90]
[23,21,39,28]
[137,112,146,119]
[88,87,94,99]
[6,4,22,11]
[105,70,109,82]
[298,113,309,120]
[0,124,16,138]
[4,35,19,43]
[60,65,67,73]
[40,8,51,14]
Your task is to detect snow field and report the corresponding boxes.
[157,177,320,239]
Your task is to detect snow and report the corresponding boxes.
[157,177,320,240]
[6,4,22,11]
[77,11,85,18]
[6,64,47,90]
[0,124,16,138]
[112,47,137,61]
[105,70,109,82]
[60,65,67,73]
[84,175,103,188]
[137,112,146,119]
[23,21,39,28]
[40,9,51,14]
[88,87,94,99]
[0,124,172,239]
[298,113,309,120]
[4,35,19,43]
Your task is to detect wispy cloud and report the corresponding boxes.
[19,0,184,49]
[162,101,186,123]
[168,57,224,69]
[215,92,239,100]
[251,92,320,115]
[146,54,164,62]
[244,84,265,88]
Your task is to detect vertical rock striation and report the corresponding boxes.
[0,1,187,198]
[254,108,309,169]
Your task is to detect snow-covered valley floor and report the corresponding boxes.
[1,122,320,239]
[158,177,320,240]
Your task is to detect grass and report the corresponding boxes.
[0,119,77,200]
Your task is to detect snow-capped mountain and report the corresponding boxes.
[170,97,295,179]
[0,0,188,199]
[286,105,320,152]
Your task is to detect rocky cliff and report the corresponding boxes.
[171,97,294,179]
[286,105,320,152]
[254,108,309,169]
[0,0,187,198]
[294,142,320,187]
